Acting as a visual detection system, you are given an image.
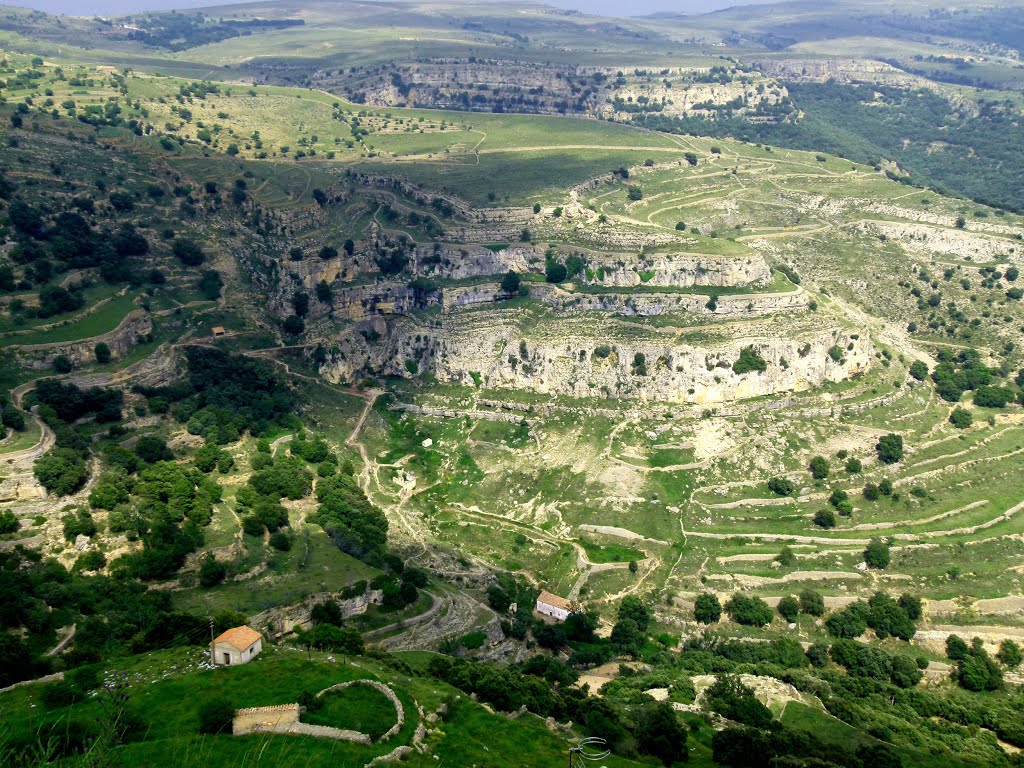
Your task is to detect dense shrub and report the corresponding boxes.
[725,594,773,626]
[694,592,722,624]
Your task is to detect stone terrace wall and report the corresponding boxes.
[233,704,300,735]
[317,680,405,742]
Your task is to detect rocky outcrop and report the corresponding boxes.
[602,81,787,121]
[440,281,805,317]
[249,587,383,638]
[13,311,152,371]
[320,313,870,405]
[414,244,540,280]
[581,253,770,288]
[855,220,1015,262]
[750,58,927,88]
[325,60,786,122]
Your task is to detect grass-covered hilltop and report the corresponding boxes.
[1,1,1024,766]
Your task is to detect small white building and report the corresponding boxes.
[535,590,572,622]
[213,625,263,666]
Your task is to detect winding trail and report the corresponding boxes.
[347,388,382,492]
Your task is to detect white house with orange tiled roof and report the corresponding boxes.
[535,590,573,622]
[213,625,262,666]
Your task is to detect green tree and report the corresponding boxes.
[949,408,973,429]
[809,455,830,480]
[34,449,89,495]
[94,342,111,364]
[610,618,644,656]
[74,550,106,573]
[545,260,568,283]
[898,593,923,621]
[864,538,891,569]
[997,639,1022,668]
[198,554,226,587]
[799,589,825,616]
[618,596,652,633]
[959,653,999,692]
[172,238,205,266]
[0,510,18,534]
[500,271,521,294]
[946,634,969,661]
[876,434,904,464]
[733,347,768,374]
[777,596,800,623]
[198,270,223,300]
[867,593,916,640]
[813,508,836,528]
[309,472,388,565]
[694,592,722,624]
[703,675,773,728]
[825,602,869,639]
[725,594,773,626]
[890,654,923,689]
[635,701,688,767]
[310,601,343,627]
[302,623,364,654]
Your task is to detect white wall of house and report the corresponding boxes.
[214,638,262,666]
[535,599,570,622]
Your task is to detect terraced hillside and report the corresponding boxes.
[3,5,1024,768]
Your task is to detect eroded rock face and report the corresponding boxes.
[856,220,1014,262]
[750,58,925,87]
[581,254,770,288]
[319,311,869,405]
[601,81,787,121]
[322,60,786,121]
[13,311,153,371]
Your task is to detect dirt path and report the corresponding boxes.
[346,388,381,492]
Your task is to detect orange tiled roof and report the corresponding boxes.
[213,625,261,650]
[537,590,572,611]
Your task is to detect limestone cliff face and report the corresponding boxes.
[327,279,805,319]
[319,313,869,405]
[749,58,924,87]
[14,311,152,371]
[445,281,806,315]
[413,244,539,280]
[329,281,433,320]
[582,254,770,288]
[325,61,787,122]
[602,81,787,121]
[319,245,771,318]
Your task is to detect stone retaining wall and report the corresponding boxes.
[317,680,405,742]
[232,704,300,734]
[0,671,63,694]
[232,702,373,743]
